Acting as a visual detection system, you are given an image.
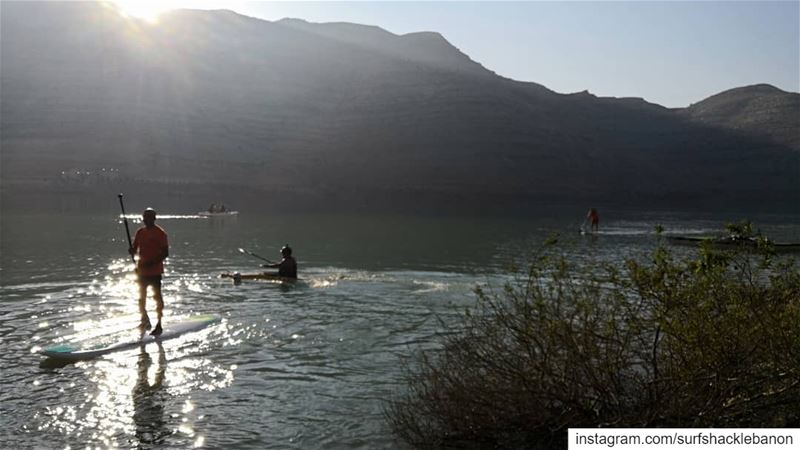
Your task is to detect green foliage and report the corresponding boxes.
[387,243,800,449]
[724,219,756,238]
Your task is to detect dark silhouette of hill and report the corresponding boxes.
[2,2,798,213]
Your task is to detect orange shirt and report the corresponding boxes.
[132,225,169,276]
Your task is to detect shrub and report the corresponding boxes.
[387,238,800,449]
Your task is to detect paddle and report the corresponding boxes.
[238,247,274,264]
[118,193,136,264]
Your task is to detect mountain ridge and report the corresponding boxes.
[682,84,800,151]
[1,2,797,212]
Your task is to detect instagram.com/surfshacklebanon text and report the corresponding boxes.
[569,428,797,449]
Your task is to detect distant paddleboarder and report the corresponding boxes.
[586,208,600,233]
[129,208,169,335]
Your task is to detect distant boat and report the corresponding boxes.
[198,210,239,217]
[667,235,800,253]
[200,203,237,216]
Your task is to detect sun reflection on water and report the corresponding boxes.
[35,322,235,447]
[31,256,239,448]
[119,214,210,221]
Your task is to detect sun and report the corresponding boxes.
[110,0,178,23]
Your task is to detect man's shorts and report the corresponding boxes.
[138,275,162,288]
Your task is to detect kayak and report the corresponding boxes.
[220,272,298,284]
[667,236,800,253]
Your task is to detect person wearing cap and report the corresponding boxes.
[262,244,298,279]
[129,208,169,335]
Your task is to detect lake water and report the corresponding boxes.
[1,209,798,449]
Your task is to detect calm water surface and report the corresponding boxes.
[1,210,797,449]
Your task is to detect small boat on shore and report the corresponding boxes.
[667,235,800,253]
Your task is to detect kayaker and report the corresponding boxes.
[129,208,169,335]
[587,208,600,233]
[262,244,298,279]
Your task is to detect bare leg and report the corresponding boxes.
[154,286,164,324]
[138,282,151,329]
[151,285,164,336]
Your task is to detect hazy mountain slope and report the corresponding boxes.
[2,1,797,211]
[681,84,800,151]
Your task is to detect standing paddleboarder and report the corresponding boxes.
[586,208,600,233]
[129,208,169,336]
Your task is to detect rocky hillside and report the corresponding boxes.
[681,84,799,151]
[2,2,798,212]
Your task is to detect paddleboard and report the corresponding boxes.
[41,314,219,362]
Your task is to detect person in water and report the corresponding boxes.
[129,208,169,335]
[587,208,600,233]
[262,244,298,279]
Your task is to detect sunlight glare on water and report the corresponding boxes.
[30,318,234,448]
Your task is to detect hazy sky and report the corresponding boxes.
[118,1,800,107]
